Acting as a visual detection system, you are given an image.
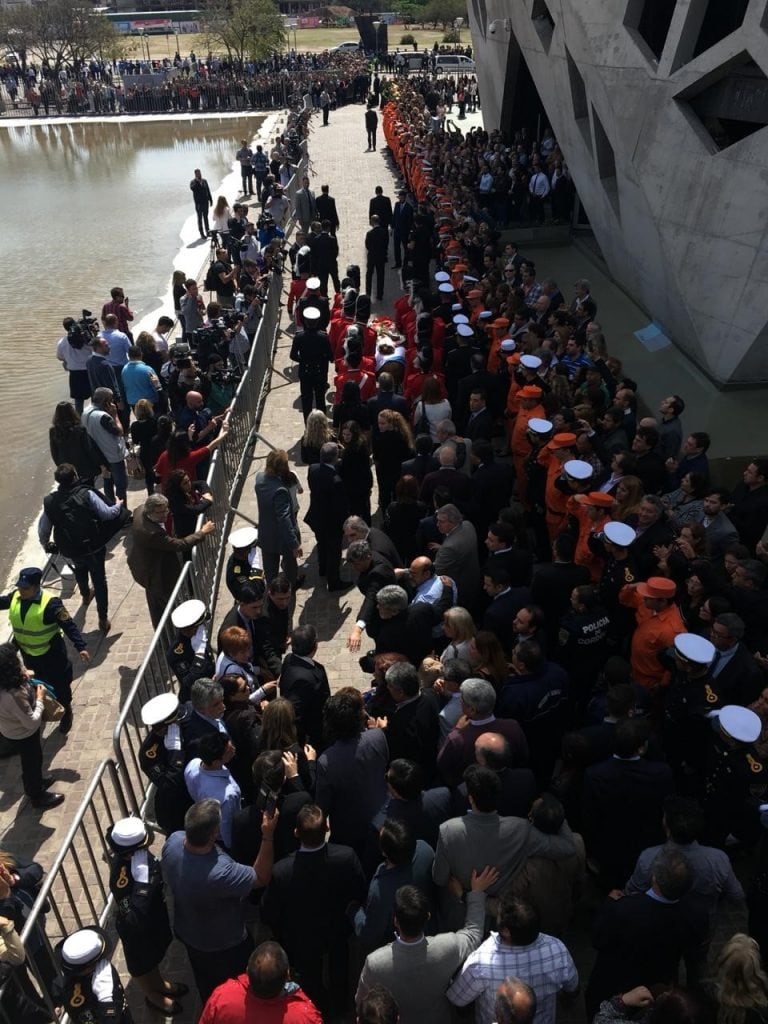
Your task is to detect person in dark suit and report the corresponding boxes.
[628,494,675,579]
[367,373,409,435]
[420,446,472,510]
[217,580,283,679]
[372,757,452,850]
[311,221,340,295]
[289,306,333,421]
[481,566,530,651]
[230,749,313,865]
[279,625,331,750]
[365,214,389,302]
[452,731,538,818]
[368,186,393,230]
[401,434,440,482]
[632,426,668,495]
[382,662,441,782]
[530,533,591,647]
[464,389,494,442]
[392,190,413,268]
[470,444,516,543]
[585,848,709,1017]
[582,717,674,888]
[709,612,765,706]
[260,804,367,1017]
[343,516,402,569]
[346,540,397,652]
[483,519,533,587]
[374,585,437,667]
[304,443,350,591]
[315,185,340,235]
[456,356,505,426]
[181,677,229,762]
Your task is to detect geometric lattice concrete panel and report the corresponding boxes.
[624,0,678,62]
[692,0,749,59]
[676,54,768,151]
[467,0,768,384]
[531,0,555,53]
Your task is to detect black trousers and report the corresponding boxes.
[72,548,109,622]
[366,258,385,300]
[367,127,377,149]
[241,166,253,194]
[185,935,253,1005]
[4,730,44,798]
[322,105,329,125]
[392,232,404,267]
[23,644,73,709]
[312,525,343,585]
[195,205,210,235]
[299,374,328,421]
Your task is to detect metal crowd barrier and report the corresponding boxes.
[0,759,129,1024]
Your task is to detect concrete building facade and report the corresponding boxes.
[467,0,768,387]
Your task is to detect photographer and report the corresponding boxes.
[227,203,249,265]
[240,222,261,264]
[239,286,263,346]
[56,315,95,415]
[201,354,240,415]
[211,248,237,309]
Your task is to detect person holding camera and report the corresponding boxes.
[39,462,127,633]
[211,248,237,308]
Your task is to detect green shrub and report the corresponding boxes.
[400,33,416,45]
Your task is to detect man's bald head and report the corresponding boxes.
[409,556,434,584]
[475,732,510,770]
[494,978,537,1024]
[186,390,203,409]
[438,445,457,468]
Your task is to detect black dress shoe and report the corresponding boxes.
[327,580,353,592]
[59,709,73,735]
[31,792,64,810]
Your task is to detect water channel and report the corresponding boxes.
[0,114,264,576]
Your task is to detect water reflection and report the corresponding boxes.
[0,115,261,573]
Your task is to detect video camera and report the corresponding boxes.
[67,309,100,350]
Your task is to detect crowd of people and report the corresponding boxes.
[0,49,374,117]
[3,59,768,1024]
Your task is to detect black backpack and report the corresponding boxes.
[204,260,220,292]
[44,484,130,557]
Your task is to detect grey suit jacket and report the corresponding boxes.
[254,470,299,554]
[433,813,576,929]
[433,520,480,608]
[356,890,486,1024]
[703,511,739,557]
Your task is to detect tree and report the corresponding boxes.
[0,0,124,73]
[423,0,466,30]
[201,0,285,62]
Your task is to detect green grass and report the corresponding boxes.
[135,25,466,61]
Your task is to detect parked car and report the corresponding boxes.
[332,41,362,52]
[434,53,476,73]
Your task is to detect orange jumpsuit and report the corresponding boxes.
[511,402,546,501]
[619,587,686,688]
[538,449,569,542]
[566,498,611,581]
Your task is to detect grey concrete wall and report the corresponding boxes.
[467,0,768,387]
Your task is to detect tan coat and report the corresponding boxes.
[126,504,207,604]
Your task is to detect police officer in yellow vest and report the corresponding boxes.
[0,566,89,735]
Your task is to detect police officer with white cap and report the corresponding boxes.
[595,521,639,644]
[704,704,767,845]
[224,526,265,600]
[53,926,129,1024]
[138,693,192,835]
[106,817,187,1016]
[166,599,216,703]
[289,304,333,422]
[295,275,330,330]
[663,633,718,777]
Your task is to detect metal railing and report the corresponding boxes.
[0,759,129,1024]
[0,147,305,1020]
[111,149,301,812]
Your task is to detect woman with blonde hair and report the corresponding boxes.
[705,933,768,1024]
[372,409,414,509]
[300,409,333,466]
[211,195,231,248]
[258,696,315,792]
[130,398,159,495]
[613,475,644,523]
[442,607,477,662]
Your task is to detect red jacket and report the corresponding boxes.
[199,976,322,1024]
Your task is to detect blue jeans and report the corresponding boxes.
[103,460,127,504]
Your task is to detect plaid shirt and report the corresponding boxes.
[446,932,578,1024]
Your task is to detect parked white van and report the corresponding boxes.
[435,54,476,73]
